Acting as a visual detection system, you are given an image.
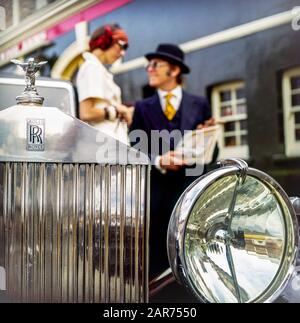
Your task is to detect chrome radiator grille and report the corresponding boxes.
[0,162,150,303]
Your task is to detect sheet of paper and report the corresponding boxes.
[175,125,219,165]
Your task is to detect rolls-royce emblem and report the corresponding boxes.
[26,119,45,151]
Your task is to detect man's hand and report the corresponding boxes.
[196,117,216,129]
[116,105,134,125]
[159,151,186,171]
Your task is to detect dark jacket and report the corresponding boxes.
[130,90,212,278]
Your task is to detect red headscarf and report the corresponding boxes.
[89,25,128,51]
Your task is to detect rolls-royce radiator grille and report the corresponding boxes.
[0,162,149,303]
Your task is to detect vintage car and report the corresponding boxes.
[0,59,299,303]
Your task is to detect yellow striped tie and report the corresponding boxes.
[164,92,176,120]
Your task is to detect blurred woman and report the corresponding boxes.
[77,23,132,144]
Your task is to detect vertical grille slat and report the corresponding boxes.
[93,165,101,303]
[108,165,117,302]
[85,164,94,303]
[0,162,149,303]
[22,163,28,301]
[44,164,52,302]
[77,164,85,303]
[124,165,133,302]
[10,164,18,298]
[114,165,119,303]
[40,164,46,303]
[104,165,110,302]
[61,164,70,303]
[130,166,135,302]
[134,165,140,302]
[71,164,79,303]
[139,166,146,302]
[0,164,7,295]
[5,164,11,295]
[56,164,63,302]
[119,165,125,303]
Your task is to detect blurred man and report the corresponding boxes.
[130,43,214,278]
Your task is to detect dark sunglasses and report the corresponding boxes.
[117,40,129,51]
[145,61,169,70]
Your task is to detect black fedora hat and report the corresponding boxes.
[145,43,190,74]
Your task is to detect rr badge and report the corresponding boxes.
[26,119,45,151]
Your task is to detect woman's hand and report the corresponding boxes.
[116,105,134,126]
[196,117,216,129]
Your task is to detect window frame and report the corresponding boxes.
[282,67,300,157]
[211,81,249,159]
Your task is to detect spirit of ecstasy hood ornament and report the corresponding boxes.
[11,58,47,105]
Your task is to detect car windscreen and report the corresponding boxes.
[0,76,77,117]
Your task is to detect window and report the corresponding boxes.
[0,0,13,29]
[212,81,249,159]
[0,0,97,67]
[282,67,300,157]
[0,0,59,29]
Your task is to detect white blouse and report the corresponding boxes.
[77,52,128,145]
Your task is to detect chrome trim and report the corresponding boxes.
[290,197,300,217]
[0,87,150,302]
[149,268,175,298]
[167,166,299,303]
[218,158,248,184]
[11,58,47,106]
[0,162,150,302]
[0,105,149,165]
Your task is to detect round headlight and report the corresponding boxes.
[167,159,298,303]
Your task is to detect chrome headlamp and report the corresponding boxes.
[168,158,299,303]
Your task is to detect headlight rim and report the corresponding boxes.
[167,166,299,303]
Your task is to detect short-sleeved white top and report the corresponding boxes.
[76,52,128,145]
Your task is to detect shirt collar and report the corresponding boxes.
[83,52,100,63]
[83,52,112,76]
[158,86,182,101]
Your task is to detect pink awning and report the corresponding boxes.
[46,0,132,41]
